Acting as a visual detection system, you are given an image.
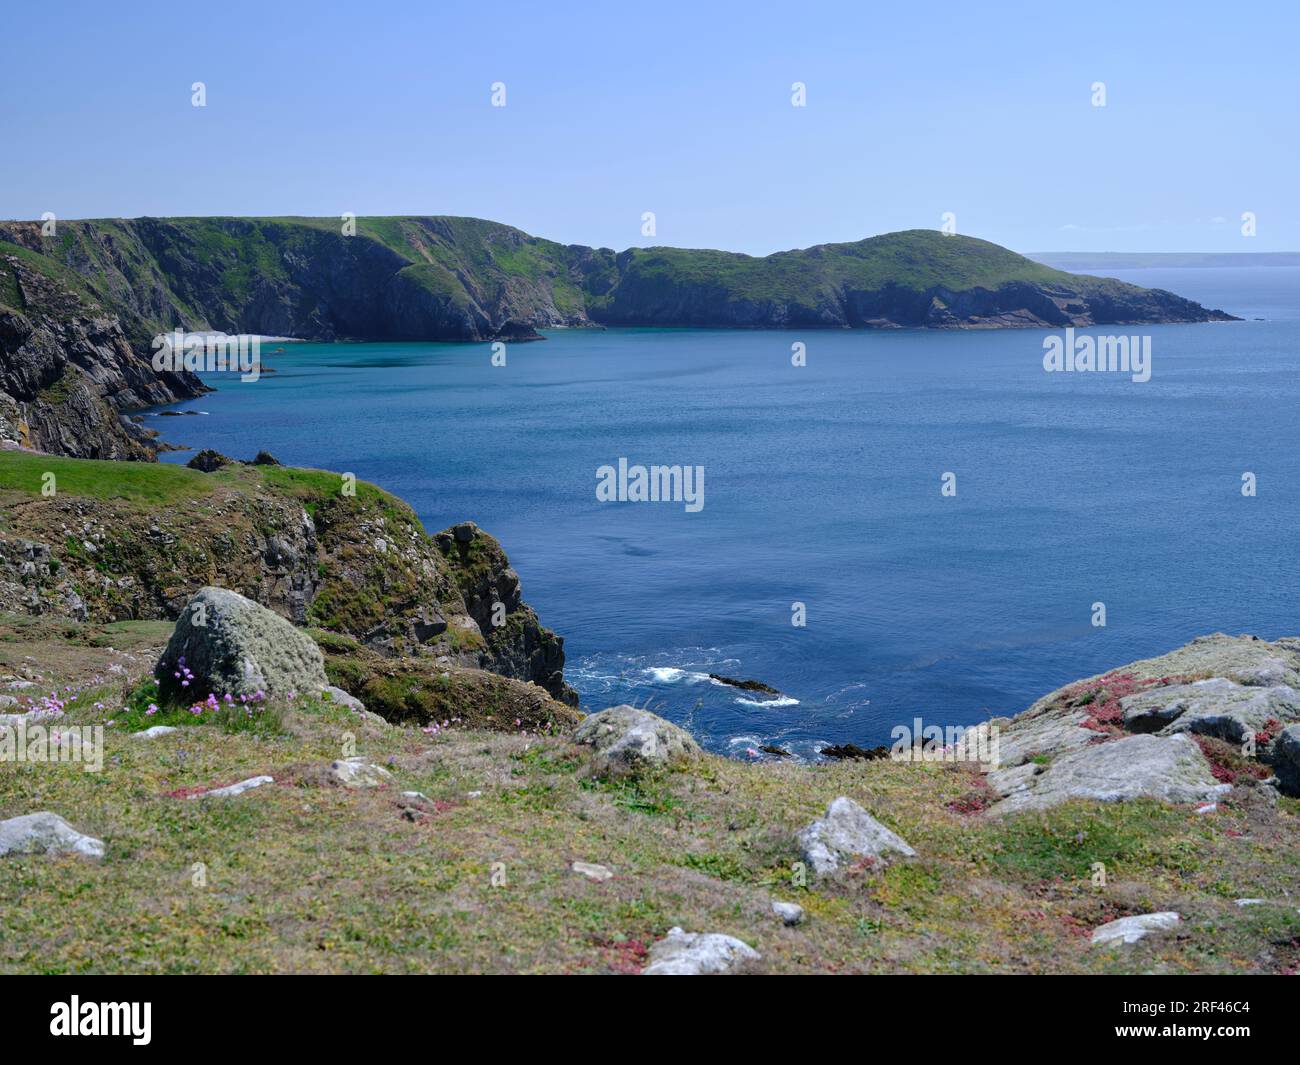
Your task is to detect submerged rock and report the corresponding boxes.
[0,812,104,858]
[796,796,916,878]
[819,743,890,761]
[572,705,701,775]
[708,674,780,695]
[156,586,327,702]
[642,927,760,975]
[1090,912,1181,947]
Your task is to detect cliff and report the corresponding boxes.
[0,219,1237,350]
[0,451,576,705]
[0,250,206,459]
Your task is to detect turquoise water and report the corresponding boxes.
[153,268,1300,757]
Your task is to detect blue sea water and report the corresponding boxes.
[152,267,1300,758]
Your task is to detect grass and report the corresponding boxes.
[7,619,1297,975]
[0,450,222,505]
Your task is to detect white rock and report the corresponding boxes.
[796,796,916,878]
[197,775,274,799]
[1090,912,1181,947]
[330,757,393,788]
[772,900,805,926]
[132,726,179,739]
[1235,898,1266,907]
[0,812,105,859]
[572,861,614,882]
[642,927,760,975]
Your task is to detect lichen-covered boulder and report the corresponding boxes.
[0,812,104,858]
[989,733,1229,815]
[572,705,701,775]
[796,796,916,878]
[155,586,327,702]
[642,927,760,975]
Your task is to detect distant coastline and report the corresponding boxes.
[1030,251,1300,271]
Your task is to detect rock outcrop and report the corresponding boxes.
[988,734,1230,815]
[156,587,328,701]
[572,705,702,775]
[980,633,1300,812]
[796,796,916,877]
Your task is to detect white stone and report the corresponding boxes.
[132,726,179,739]
[0,812,105,859]
[1090,912,1181,947]
[572,861,614,882]
[796,796,915,878]
[642,927,760,975]
[772,900,805,926]
[197,775,274,799]
[330,758,393,788]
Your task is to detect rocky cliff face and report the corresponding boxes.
[0,457,576,705]
[0,252,206,459]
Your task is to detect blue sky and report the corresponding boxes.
[2,0,1295,254]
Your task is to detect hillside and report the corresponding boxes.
[0,218,1236,349]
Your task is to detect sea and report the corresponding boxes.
[150,266,1300,758]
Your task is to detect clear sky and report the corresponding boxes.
[2,0,1295,254]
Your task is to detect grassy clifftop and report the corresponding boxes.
[0,451,576,706]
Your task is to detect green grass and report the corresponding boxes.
[0,450,222,504]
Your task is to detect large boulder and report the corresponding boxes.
[155,586,327,702]
[641,928,760,975]
[989,733,1229,815]
[573,705,701,775]
[796,796,916,878]
[0,812,104,858]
